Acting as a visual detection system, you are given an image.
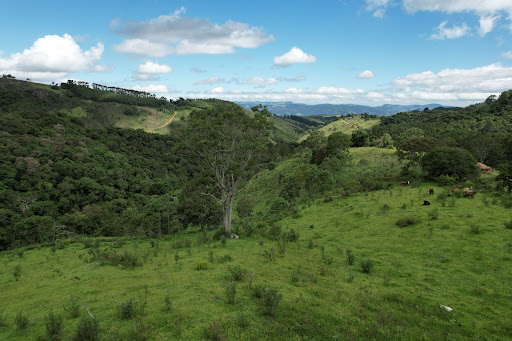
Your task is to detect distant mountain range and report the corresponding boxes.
[235,101,449,116]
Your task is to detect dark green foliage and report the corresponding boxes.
[225,281,237,304]
[118,298,136,320]
[346,249,355,265]
[269,197,289,215]
[73,317,99,341]
[163,294,172,313]
[63,296,80,318]
[421,147,478,180]
[14,311,29,330]
[217,254,233,263]
[254,285,283,316]
[351,130,370,147]
[227,265,247,281]
[45,310,63,340]
[13,264,21,281]
[202,318,229,341]
[396,216,418,227]
[470,224,480,234]
[361,259,374,274]
[505,220,512,229]
[283,228,299,242]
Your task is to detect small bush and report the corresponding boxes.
[236,307,249,328]
[64,296,80,318]
[505,220,512,229]
[283,228,299,242]
[194,259,209,271]
[13,265,21,281]
[73,317,99,341]
[45,310,63,340]
[346,273,355,283]
[428,209,439,220]
[203,318,229,341]
[225,281,237,304]
[470,224,480,234]
[217,254,233,263]
[346,249,355,265]
[361,259,374,274]
[260,286,283,316]
[227,265,247,281]
[396,216,418,227]
[15,311,29,330]
[163,294,172,313]
[118,298,136,320]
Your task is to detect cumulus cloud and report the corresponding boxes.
[393,63,512,103]
[244,77,277,85]
[478,15,501,36]
[133,61,172,80]
[132,84,169,93]
[194,76,224,85]
[358,70,376,79]
[0,34,106,81]
[273,47,317,67]
[113,8,274,57]
[430,21,470,40]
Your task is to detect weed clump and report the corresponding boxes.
[14,311,29,330]
[504,220,512,229]
[73,317,99,341]
[428,209,439,220]
[227,265,247,281]
[225,281,237,304]
[361,259,374,274]
[470,224,480,234]
[396,216,418,227]
[194,259,209,271]
[13,264,21,281]
[64,296,80,318]
[118,298,136,320]
[45,310,63,341]
[217,254,233,263]
[346,249,355,265]
[252,285,283,316]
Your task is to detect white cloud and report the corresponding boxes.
[113,39,175,58]
[430,21,470,39]
[278,75,306,82]
[358,70,376,79]
[195,76,224,85]
[365,0,392,17]
[478,15,500,36]
[273,47,317,67]
[191,67,206,73]
[393,63,512,103]
[137,61,173,74]
[210,87,225,94]
[315,87,365,94]
[284,88,304,94]
[0,34,105,81]
[244,77,277,85]
[132,84,169,93]
[503,51,512,58]
[114,8,274,57]
[373,9,386,18]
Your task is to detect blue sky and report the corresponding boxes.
[1,0,512,106]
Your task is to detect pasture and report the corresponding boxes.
[1,184,511,340]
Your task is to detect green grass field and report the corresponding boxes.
[1,182,511,340]
[300,115,380,142]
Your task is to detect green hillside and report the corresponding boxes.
[299,115,380,142]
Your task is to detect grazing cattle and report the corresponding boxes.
[450,188,459,193]
[429,188,434,195]
[423,200,431,205]
[401,181,410,186]
[465,190,476,198]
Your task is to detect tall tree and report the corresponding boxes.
[183,105,270,236]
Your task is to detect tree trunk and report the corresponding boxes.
[223,195,235,236]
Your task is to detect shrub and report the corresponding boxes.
[346,249,355,265]
[13,265,21,281]
[14,311,29,330]
[203,318,229,341]
[73,317,99,341]
[163,294,172,313]
[225,282,237,304]
[45,310,63,340]
[470,224,480,234]
[505,220,512,229]
[283,228,299,242]
[227,265,247,281]
[361,259,374,274]
[217,254,233,263]
[396,216,418,227]
[428,209,439,220]
[118,298,136,320]
[194,259,209,271]
[260,286,283,316]
[64,296,80,318]
[236,307,249,328]
[269,197,289,215]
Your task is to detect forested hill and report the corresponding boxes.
[369,91,512,167]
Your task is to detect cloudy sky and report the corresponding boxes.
[2,0,512,106]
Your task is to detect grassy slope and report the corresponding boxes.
[299,115,380,142]
[2,148,510,340]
